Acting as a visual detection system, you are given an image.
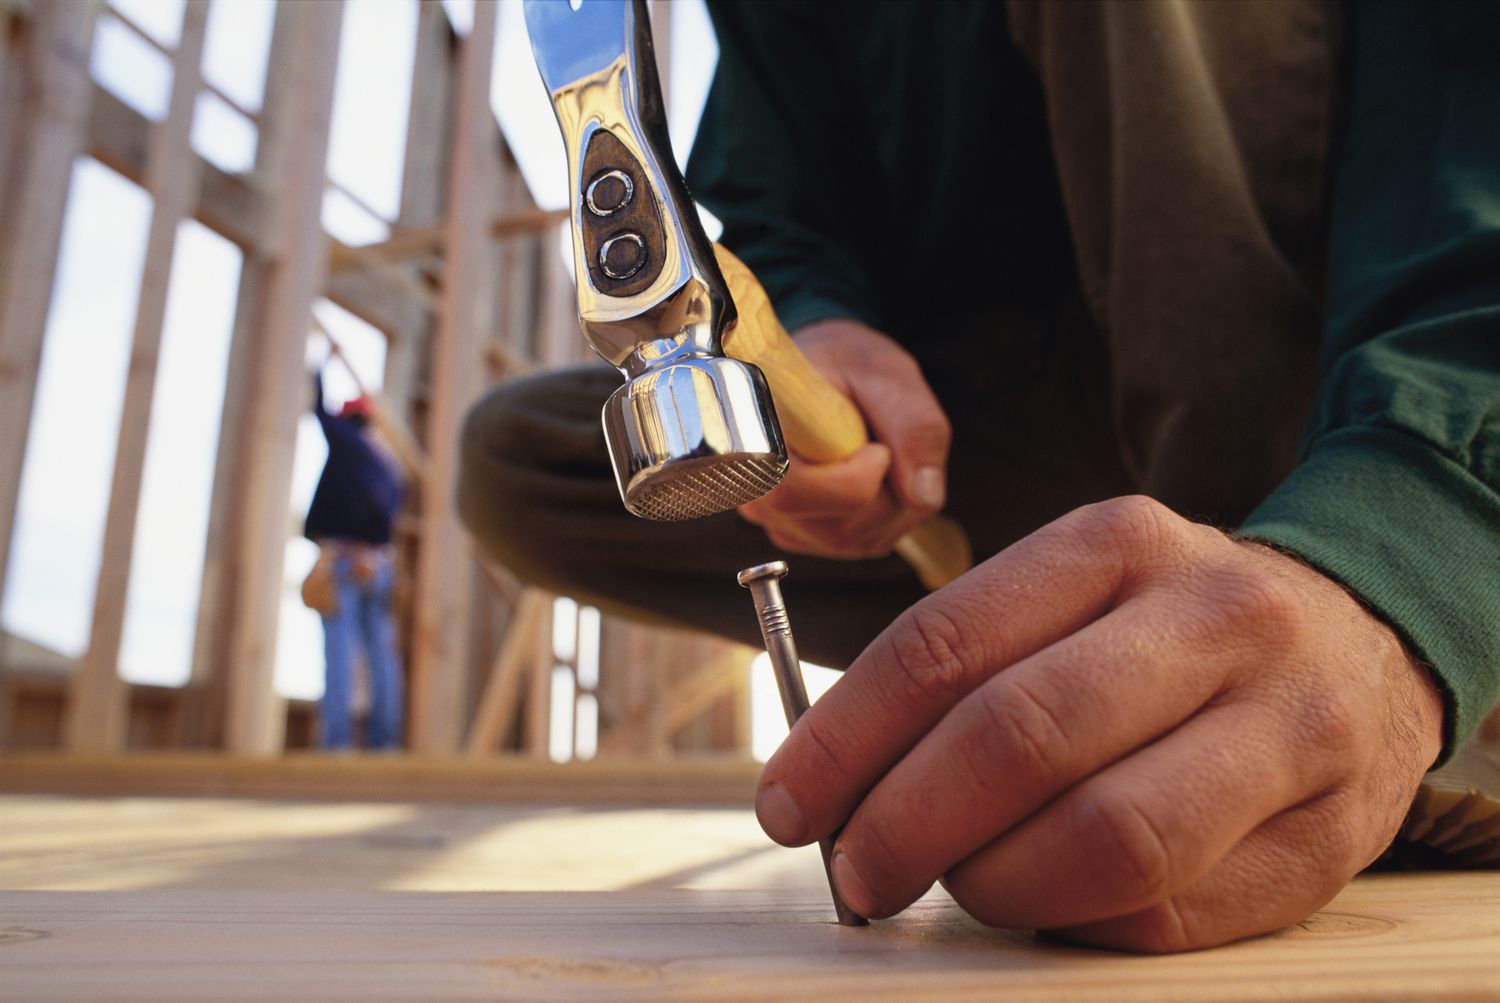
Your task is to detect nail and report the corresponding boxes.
[910,466,945,509]
[831,850,877,919]
[755,783,807,845]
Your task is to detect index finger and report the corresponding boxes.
[756,502,1144,847]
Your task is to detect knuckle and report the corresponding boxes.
[795,714,857,786]
[1295,686,1363,755]
[886,604,977,705]
[973,678,1071,779]
[1210,569,1309,639]
[1080,786,1174,903]
[1066,495,1178,563]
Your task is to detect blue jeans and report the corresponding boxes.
[320,547,405,749]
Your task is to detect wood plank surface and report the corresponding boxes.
[0,754,761,805]
[0,796,1496,1001]
[0,879,1495,1001]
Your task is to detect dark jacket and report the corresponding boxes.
[304,375,403,546]
[686,0,1500,752]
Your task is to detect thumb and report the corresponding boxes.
[848,365,951,513]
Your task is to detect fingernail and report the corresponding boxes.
[909,466,945,509]
[831,850,878,918]
[755,783,806,845]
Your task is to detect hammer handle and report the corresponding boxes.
[715,244,972,591]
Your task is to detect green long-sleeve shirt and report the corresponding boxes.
[1237,2,1500,754]
[685,0,1500,753]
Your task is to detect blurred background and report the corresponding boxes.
[0,0,836,776]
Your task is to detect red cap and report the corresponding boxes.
[339,396,372,420]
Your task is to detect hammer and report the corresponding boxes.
[525,0,970,589]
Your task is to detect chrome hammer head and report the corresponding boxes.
[523,0,787,520]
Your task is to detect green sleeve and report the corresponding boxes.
[685,1,884,334]
[1240,1,1500,755]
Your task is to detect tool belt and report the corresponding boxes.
[300,541,388,617]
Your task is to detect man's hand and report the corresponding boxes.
[738,319,951,559]
[755,496,1445,952]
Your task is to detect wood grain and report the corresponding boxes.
[0,880,1495,1001]
[0,795,1495,1001]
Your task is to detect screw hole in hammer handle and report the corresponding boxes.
[714,243,973,590]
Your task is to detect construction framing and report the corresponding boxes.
[0,0,753,765]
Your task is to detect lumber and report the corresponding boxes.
[83,84,420,337]
[523,601,558,759]
[659,643,751,739]
[100,3,257,122]
[222,2,344,755]
[0,0,99,612]
[376,0,451,497]
[407,1,497,753]
[465,590,551,755]
[0,860,1496,1000]
[66,0,210,754]
[0,753,760,804]
[326,207,568,272]
[0,6,20,227]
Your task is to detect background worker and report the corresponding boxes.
[305,370,406,752]
[460,1,1500,950]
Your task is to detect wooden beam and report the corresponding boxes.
[84,85,424,338]
[465,589,550,755]
[524,600,555,759]
[328,235,441,311]
[100,3,258,122]
[536,221,587,366]
[649,0,673,110]
[0,751,760,804]
[407,1,497,753]
[596,619,672,759]
[324,267,424,341]
[0,3,24,241]
[86,85,261,251]
[659,643,751,739]
[65,0,210,754]
[325,207,568,272]
[222,1,344,756]
[0,0,99,612]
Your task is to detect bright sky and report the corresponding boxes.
[2,0,801,758]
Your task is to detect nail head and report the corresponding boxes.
[737,561,789,587]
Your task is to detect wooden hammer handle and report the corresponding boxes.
[715,244,972,591]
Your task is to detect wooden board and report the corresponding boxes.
[0,877,1496,1001]
[0,796,1497,1001]
[0,0,99,609]
[220,1,342,755]
[66,0,209,754]
[0,753,761,805]
[406,0,497,754]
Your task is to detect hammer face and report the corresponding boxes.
[603,356,788,521]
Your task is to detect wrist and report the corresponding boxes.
[1235,535,1446,770]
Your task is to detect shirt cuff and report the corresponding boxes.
[1240,426,1500,761]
